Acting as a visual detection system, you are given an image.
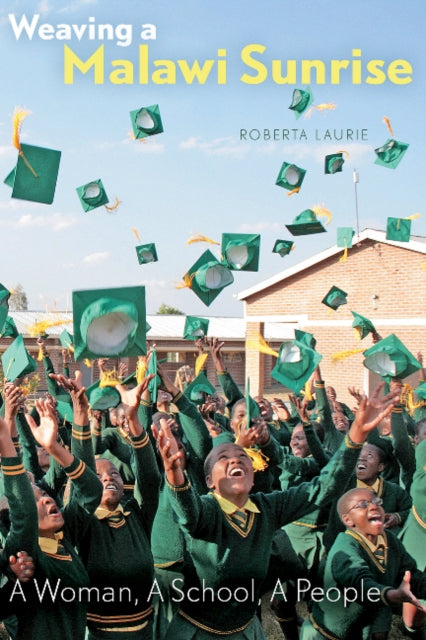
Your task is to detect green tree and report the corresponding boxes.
[9,283,28,311]
[156,303,184,315]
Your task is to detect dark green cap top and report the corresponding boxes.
[76,179,109,212]
[136,243,158,264]
[8,144,61,205]
[363,334,420,380]
[322,286,348,310]
[288,87,313,119]
[276,162,306,191]
[272,239,294,257]
[325,153,345,174]
[374,138,409,169]
[385,217,411,242]
[183,316,209,341]
[221,233,260,272]
[286,210,326,237]
[1,334,37,382]
[130,104,164,139]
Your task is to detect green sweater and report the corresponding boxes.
[309,529,426,639]
[166,435,364,634]
[1,454,102,640]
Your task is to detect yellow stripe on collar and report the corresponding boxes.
[212,493,260,514]
[95,504,131,520]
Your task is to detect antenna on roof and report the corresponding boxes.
[353,169,360,238]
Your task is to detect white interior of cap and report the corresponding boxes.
[226,245,249,269]
[191,328,204,337]
[204,265,233,290]
[140,250,154,263]
[365,353,396,377]
[136,109,155,130]
[285,166,300,186]
[86,312,137,355]
[279,343,302,364]
[293,89,302,105]
[84,182,101,199]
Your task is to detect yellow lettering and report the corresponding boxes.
[138,44,149,84]
[271,60,297,84]
[217,49,227,85]
[365,59,386,84]
[351,49,362,84]
[152,60,176,84]
[330,59,350,84]
[177,59,215,84]
[110,60,134,84]
[240,44,267,84]
[63,44,104,84]
[301,60,326,84]
[388,59,412,84]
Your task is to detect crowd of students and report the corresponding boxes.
[0,335,426,640]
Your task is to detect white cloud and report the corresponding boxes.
[239,222,281,233]
[37,0,50,15]
[138,279,169,289]
[15,213,77,231]
[179,136,249,158]
[82,251,110,264]
[127,136,165,154]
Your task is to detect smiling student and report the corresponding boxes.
[156,386,399,639]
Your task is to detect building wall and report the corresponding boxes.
[243,239,426,405]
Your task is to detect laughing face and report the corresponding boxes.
[33,486,64,538]
[205,444,254,506]
[96,459,124,510]
[290,425,309,458]
[340,488,385,543]
[355,444,384,485]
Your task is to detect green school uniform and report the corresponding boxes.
[399,438,426,571]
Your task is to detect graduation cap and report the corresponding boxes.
[337,228,355,249]
[221,233,260,272]
[183,372,216,405]
[288,87,314,119]
[286,209,326,236]
[322,286,348,310]
[85,379,121,411]
[374,139,409,169]
[276,162,306,192]
[1,334,37,382]
[0,316,19,339]
[0,284,11,334]
[181,249,234,307]
[325,152,345,174]
[6,144,61,205]
[59,329,74,351]
[130,104,163,139]
[183,316,209,341]
[351,311,376,340]
[386,217,411,242]
[136,243,158,265]
[414,381,426,400]
[76,179,109,212]
[72,285,146,361]
[294,329,317,350]
[272,239,294,257]
[271,339,322,394]
[363,334,421,380]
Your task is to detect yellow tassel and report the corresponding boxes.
[37,348,43,361]
[27,317,70,338]
[195,353,209,377]
[99,369,121,388]
[337,150,350,158]
[136,359,146,384]
[331,348,365,363]
[286,187,300,196]
[304,381,312,402]
[12,107,31,151]
[246,335,279,358]
[186,233,220,246]
[304,103,336,118]
[339,244,348,263]
[383,116,394,137]
[405,213,421,221]
[244,447,269,472]
[105,197,121,212]
[84,359,92,368]
[353,328,362,341]
[131,227,140,243]
[175,273,195,290]
[312,205,332,226]
[421,263,426,271]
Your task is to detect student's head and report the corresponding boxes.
[254,396,273,422]
[326,386,337,401]
[204,443,254,502]
[109,407,118,426]
[332,409,350,434]
[356,444,385,484]
[152,412,187,468]
[96,458,124,510]
[290,425,310,458]
[157,389,173,407]
[117,406,129,433]
[230,399,247,433]
[32,485,64,538]
[212,392,226,415]
[37,446,50,473]
[415,418,426,444]
[337,488,385,540]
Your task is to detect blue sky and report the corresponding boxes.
[0,0,424,316]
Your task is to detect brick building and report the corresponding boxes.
[238,228,426,406]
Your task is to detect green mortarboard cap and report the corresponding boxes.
[183,249,234,307]
[0,284,11,334]
[147,349,160,403]
[325,153,345,174]
[271,339,322,394]
[322,286,348,310]
[130,104,163,139]
[76,179,109,212]
[85,379,121,411]
[363,334,421,380]
[337,227,355,248]
[286,210,326,236]
[414,381,426,400]
[59,329,74,350]
[351,311,376,340]
[294,329,317,350]
[8,144,61,205]
[1,334,37,382]
[72,285,146,361]
[374,138,409,169]
[386,217,411,242]
[136,243,158,265]
[276,162,306,191]
[183,372,216,405]
[288,87,313,119]
[0,316,19,339]
[55,398,74,424]
[183,316,209,341]
[221,233,260,272]
[245,378,259,429]
[272,239,294,257]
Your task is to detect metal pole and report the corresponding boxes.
[353,169,360,237]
